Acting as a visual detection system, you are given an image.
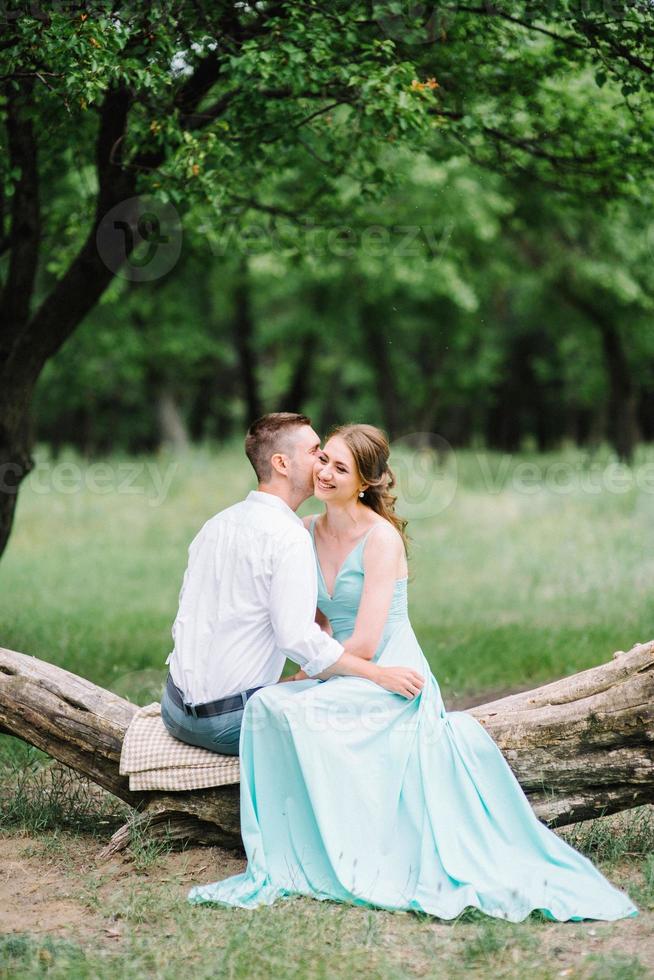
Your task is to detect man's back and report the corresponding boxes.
[166,490,320,702]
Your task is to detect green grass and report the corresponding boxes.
[0,743,128,835]
[1,442,652,979]
[0,861,648,980]
[1,441,652,701]
[561,807,654,868]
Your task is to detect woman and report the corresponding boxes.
[188,424,638,922]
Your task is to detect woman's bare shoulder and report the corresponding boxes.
[365,519,404,554]
[363,521,408,579]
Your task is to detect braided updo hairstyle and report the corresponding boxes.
[327,423,409,554]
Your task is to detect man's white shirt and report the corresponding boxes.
[166,490,344,703]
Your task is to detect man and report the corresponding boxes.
[162,412,424,754]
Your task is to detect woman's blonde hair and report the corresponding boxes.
[327,423,409,553]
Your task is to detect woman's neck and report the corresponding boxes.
[322,501,369,538]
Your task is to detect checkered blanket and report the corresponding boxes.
[119,701,240,792]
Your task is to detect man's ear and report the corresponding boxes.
[270,452,289,477]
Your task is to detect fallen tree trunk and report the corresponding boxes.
[1,640,652,856]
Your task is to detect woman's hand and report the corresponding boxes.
[278,669,310,683]
[373,665,424,699]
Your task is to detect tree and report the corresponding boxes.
[3,0,654,561]
[0,0,431,560]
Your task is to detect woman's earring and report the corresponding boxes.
[359,490,365,498]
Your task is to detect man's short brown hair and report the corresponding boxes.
[245,412,313,482]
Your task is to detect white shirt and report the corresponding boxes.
[165,490,344,703]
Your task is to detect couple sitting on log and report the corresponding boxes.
[161,411,638,922]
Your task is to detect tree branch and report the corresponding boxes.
[183,89,240,132]
[436,3,584,49]
[480,125,601,169]
[576,18,653,77]
[454,4,653,77]
[5,44,228,386]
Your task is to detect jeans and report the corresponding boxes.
[160,683,256,755]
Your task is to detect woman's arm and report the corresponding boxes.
[342,524,405,660]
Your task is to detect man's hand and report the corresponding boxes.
[372,665,425,699]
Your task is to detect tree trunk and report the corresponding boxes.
[598,320,638,465]
[360,301,400,438]
[0,391,34,559]
[278,332,314,413]
[485,330,560,453]
[0,46,226,563]
[188,357,235,442]
[637,381,654,442]
[157,387,190,453]
[1,640,652,856]
[232,258,262,423]
[559,285,639,464]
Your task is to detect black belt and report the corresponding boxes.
[165,673,263,718]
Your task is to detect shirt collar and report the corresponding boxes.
[246,490,304,527]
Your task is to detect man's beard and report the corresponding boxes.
[290,472,315,499]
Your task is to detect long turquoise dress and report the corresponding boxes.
[188,520,639,922]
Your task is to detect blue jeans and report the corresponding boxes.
[160,684,255,755]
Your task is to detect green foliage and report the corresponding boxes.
[2,2,654,454]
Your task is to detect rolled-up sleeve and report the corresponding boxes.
[269,533,344,676]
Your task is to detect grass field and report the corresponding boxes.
[1,442,653,978]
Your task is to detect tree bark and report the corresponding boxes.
[0,389,35,559]
[0,76,41,558]
[0,639,652,857]
[0,647,242,854]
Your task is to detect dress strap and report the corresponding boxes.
[358,522,382,557]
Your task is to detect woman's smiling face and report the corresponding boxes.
[313,435,363,503]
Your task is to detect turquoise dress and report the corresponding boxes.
[188,520,638,922]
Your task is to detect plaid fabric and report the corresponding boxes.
[119,701,240,792]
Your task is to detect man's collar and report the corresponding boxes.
[246,489,304,527]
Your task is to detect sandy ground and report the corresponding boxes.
[0,832,245,947]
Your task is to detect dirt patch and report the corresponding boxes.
[1,835,103,941]
[0,832,246,944]
[1,831,651,976]
[535,862,653,972]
